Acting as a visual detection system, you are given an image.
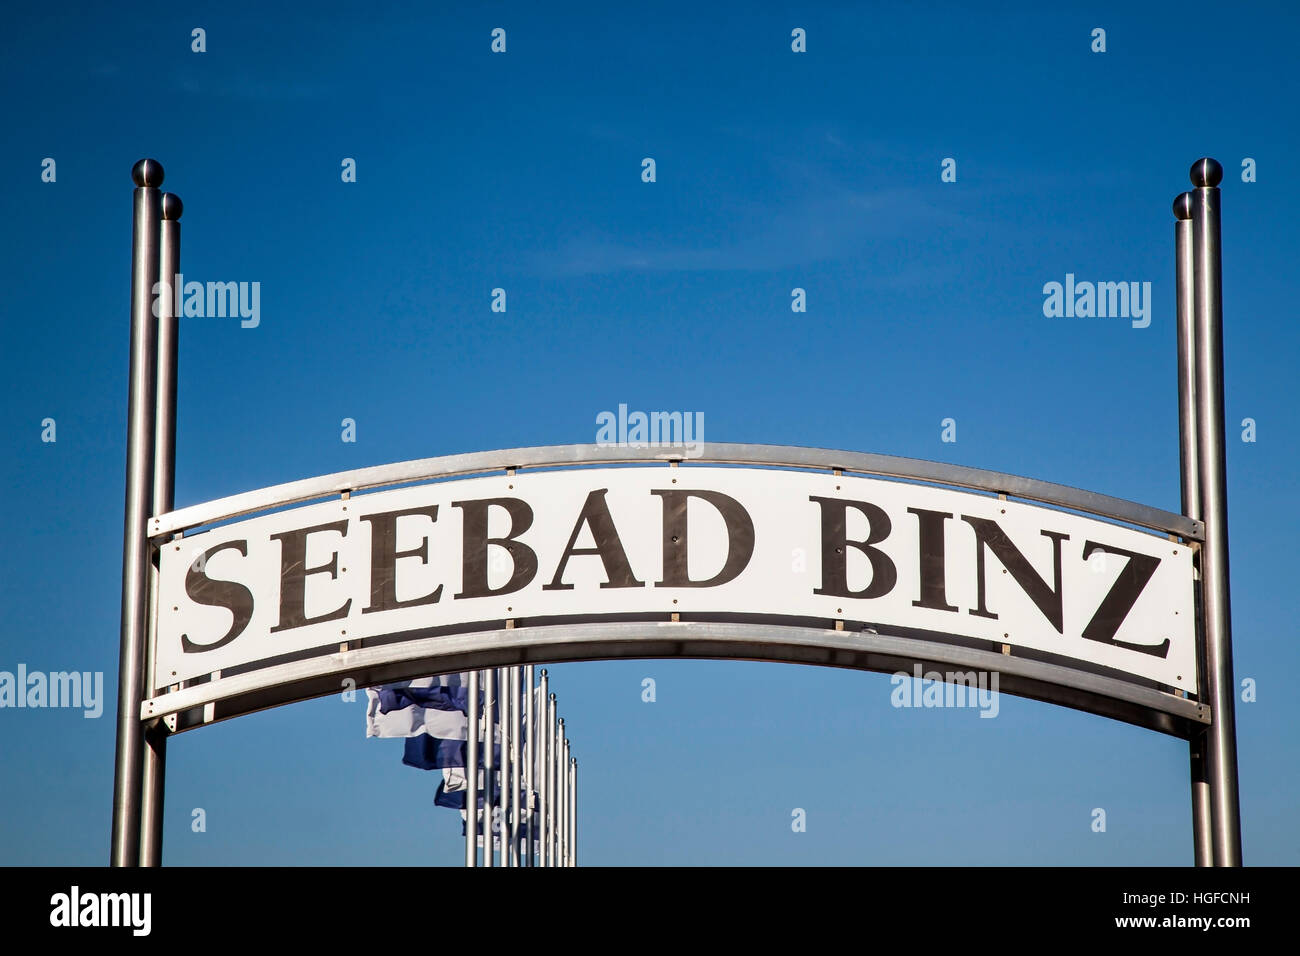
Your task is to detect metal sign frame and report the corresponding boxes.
[108,159,1244,868]
[141,444,1203,731]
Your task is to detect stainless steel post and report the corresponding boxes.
[524,664,535,866]
[483,668,496,866]
[1189,157,1243,866]
[548,694,558,866]
[562,737,572,866]
[496,671,506,868]
[1175,190,1213,867]
[570,756,577,867]
[140,191,182,868]
[553,717,564,868]
[509,666,522,866]
[466,669,479,867]
[111,159,163,867]
[537,670,549,865]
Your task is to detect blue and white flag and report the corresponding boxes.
[436,767,489,810]
[367,673,498,770]
[369,670,539,853]
[405,735,465,771]
[365,674,468,740]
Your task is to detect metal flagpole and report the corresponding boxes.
[541,690,550,867]
[561,733,572,868]
[111,159,163,867]
[508,667,519,866]
[509,666,522,866]
[566,742,573,867]
[1189,157,1243,866]
[140,191,183,868]
[506,671,517,868]
[1175,189,1212,867]
[555,719,563,867]
[466,669,480,866]
[537,670,549,865]
[570,756,577,867]
[556,715,565,867]
[499,667,511,867]
[525,664,535,866]
[542,691,552,867]
[547,693,557,866]
[483,668,496,866]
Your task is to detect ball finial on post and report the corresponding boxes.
[1190,157,1223,188]
[131,158,165,188]
[1173,192,1194,220]
[161,193,184,221]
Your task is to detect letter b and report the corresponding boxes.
[810,496,897,599]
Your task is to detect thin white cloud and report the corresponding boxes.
[529,187,964,278]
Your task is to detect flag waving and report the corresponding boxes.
[365,674,469,740]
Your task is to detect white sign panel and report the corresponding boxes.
[155,467,1195,689]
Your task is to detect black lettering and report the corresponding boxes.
[360,506,443,613]
[453,498,538,598]
[180,540,254,653]
[544,489,644,591]
[908,507,958,612]
[1081,541,1169,657]
[652,489,754,588]
[962,516,1067,633]
[810,496,897,599]
[270,520,352,632]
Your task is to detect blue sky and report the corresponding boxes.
[2,1,1298,865]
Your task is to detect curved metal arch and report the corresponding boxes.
[144,619,1208,740]
[150,442,1201,541]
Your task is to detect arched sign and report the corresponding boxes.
[142,443,1203,738]
[110,158,1244,869]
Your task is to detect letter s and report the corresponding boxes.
[181,540,255,653]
